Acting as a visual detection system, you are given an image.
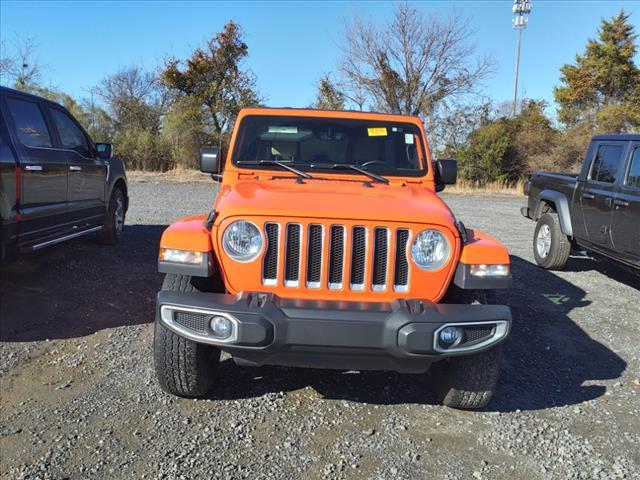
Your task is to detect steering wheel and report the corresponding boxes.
[361,160,386,168]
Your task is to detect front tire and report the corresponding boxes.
[533,212,571,270]
[97,187,125,245]
[430,287,502,409]
[154,274,221,397]
[430,346,502,409]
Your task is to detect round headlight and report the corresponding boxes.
[411,229,450,271]
[222,220,263,262]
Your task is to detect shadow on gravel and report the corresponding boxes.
[563,255,640,290]
[0,225,165,342]
[206,255,626,412]
[490,255,626,412]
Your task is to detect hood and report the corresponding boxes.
[214,178,457,228]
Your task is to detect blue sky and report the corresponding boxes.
[1,1,638,113]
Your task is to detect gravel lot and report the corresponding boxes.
[1,178,639,480]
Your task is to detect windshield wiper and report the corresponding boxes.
[310,163,389,184]
[237,160,312,182]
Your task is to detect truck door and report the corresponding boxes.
[579,142,627,250]
[610,143,640,267]
[47,106,106,225]
[3,95,68,237]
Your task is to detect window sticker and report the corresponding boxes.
[268,126,298,134]
[367,127,388,137]
[405,133,414,145]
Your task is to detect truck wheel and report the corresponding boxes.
[430,346,502,409]
[431,287,501,409]
[97,187,125,244]
[154,274,221,398]
[533,212,571,270]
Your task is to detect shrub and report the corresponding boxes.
[114,129,173,171]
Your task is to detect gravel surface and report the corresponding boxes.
[1,178,639,480]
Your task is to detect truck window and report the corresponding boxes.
[590,145,624,184]
[50,108,91,158]
[626,148,640,189]
[5,98,53,148]
[233,115,427,177]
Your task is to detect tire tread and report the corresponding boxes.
[154,274,219,398]
[431,288,502,409]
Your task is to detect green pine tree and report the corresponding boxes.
[554,10,640,131]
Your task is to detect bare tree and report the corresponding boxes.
[0,40,12,84]
[1,35,44,88]
[339,4,494,116]
[99,66,165,132]
[431,99,492,155]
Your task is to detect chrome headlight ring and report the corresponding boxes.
[222,220,264,262]
[410,229,451,271]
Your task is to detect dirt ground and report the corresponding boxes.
[1,178,639,479]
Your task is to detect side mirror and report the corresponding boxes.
[96,143,113,160]
[435,159,457,192]
[200,146,220,174]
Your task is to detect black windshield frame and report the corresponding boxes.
[232,115,428,178]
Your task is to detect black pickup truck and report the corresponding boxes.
[522,134,639,271]
[0,86,128,259]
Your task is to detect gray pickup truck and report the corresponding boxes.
[522,134,639,271]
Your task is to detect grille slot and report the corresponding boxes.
[350,227,367,290]
[328,226,345,289]
[306,224,323,288]
[285,224,302,287]
[263,223,279,285]
[394,229,410,291]
[372,228,389,291]
[174,311,209,334]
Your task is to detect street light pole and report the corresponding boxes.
[512,0,532,117]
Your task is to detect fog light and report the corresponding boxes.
[439,326,461,345]
[210,316,232,339]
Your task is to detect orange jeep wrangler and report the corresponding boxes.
[154,108,512,409]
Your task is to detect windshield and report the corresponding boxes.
[233,115,427,177]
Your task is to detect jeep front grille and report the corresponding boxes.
[262,222,411,293]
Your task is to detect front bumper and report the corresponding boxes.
[157,291,512,373]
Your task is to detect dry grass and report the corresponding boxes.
[127,168,212,183]
[444,179,525,196]
[127,169,525,196]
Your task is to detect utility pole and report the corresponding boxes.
[512,0,532,117]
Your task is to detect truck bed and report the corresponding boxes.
[524,172,578,219]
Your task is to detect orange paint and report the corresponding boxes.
[214,216,460,303]
[459,229,510,265]
[160,216,212,252]
[159,108,510,303]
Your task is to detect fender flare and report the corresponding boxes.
[454,229,512,289]
[158,215,216,278]
[536,190,573,237]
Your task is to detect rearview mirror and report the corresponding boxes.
[96,143,113,160]
[435,159,457,192]
[200,147,220,174]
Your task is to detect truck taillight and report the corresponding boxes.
[523,180,531,196]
